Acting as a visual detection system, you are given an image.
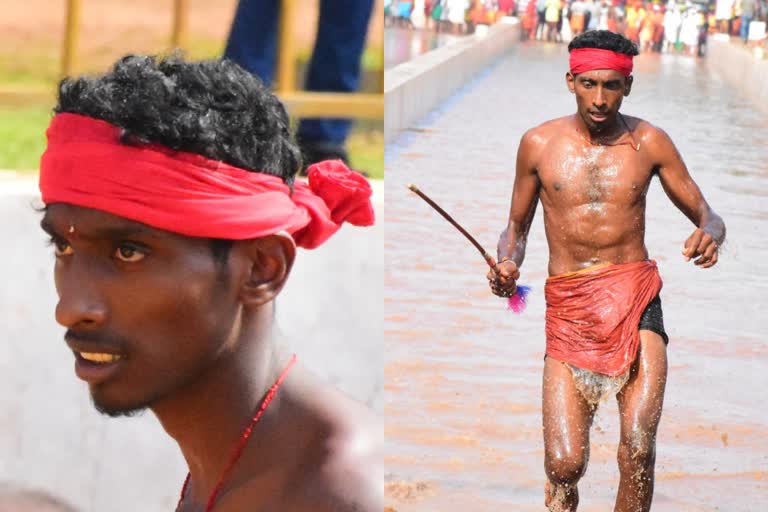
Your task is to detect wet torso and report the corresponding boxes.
[533,115,656,275]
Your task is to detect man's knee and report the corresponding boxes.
[545,450,588,484]
[618,431,657,468]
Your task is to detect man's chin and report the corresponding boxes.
[91,393,151,418]
[586,113,616,131]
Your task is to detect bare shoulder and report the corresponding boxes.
[625,116,677,151]
[287,368,383,511]
[295,414,383,512]
[214,369,382,512]
[518,116,572,159]
[522,116,572,146]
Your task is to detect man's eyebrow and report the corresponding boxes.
[39,218,167,240]
[81,225,163,240]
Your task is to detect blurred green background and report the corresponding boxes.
[0,0,384,178]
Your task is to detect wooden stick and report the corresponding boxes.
[407,183,499,273]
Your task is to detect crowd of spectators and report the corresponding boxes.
[519,0,766,55]
[385,0,768,55]
[385,1,516,33]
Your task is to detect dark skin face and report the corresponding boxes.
[40,203,290,417]
[566,69,633,136]
[41,204,382,512]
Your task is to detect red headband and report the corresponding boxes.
[39,113,375,249]
[569,48,633,77]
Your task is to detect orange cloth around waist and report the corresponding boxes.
[545,260,663,377]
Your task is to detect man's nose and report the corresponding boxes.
[593,87,607,108]
[55,262,108,329]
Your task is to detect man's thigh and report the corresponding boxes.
[542,357,595,466]
[617,330,668,437]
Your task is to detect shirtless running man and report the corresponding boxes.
[488,31,725,511]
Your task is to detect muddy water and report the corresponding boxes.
[384,27,466,69]
[385,42,768,511]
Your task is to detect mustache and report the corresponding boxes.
[65,329,129,351]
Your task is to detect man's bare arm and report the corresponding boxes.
[497,130,542,266]
[489,130,542,296]
[652,128,726,268]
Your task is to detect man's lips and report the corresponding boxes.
[589,111,608,121]
[66,339,126,358]
[66,338,128,384]
[73,354,126,385]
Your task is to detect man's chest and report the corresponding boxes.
[537,144,653,206]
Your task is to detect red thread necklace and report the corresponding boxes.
[175,354,297,512]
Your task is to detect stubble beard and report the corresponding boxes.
[90,386,153,418]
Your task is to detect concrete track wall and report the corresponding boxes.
[384,21,520,143]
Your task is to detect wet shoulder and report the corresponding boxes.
[625,116,672,147]
[520,116,574,153]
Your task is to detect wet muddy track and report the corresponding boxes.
[384,42,768,511]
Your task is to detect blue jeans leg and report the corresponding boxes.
[740,16,752,42]
[224,0,280,86]
[297,0,375,148]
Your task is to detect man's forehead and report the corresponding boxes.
[576,69,627,81]
[41,203,173,240]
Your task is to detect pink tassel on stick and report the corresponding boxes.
[507,285,532,313]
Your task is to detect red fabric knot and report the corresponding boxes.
[288,159,375,249]
[569,48,634,78]
[307,160,375,226]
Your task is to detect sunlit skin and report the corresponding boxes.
[489,68,725,511]
[41,204,382,512]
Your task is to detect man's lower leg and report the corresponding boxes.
[615,435,657,512]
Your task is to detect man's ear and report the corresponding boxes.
[566,72,576,93]
[238,232,296,308]
[624,75,633,97]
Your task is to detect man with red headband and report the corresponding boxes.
[488,31,725,511]
[38,55,381,511]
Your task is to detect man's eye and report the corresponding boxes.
[115,244,146,263]
[49,237,73,257]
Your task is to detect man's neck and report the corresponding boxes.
[151,306,288,505]
[574,113,627,146]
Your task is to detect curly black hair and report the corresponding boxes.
[568,30,639,56]
[55,54,302,266]
[55,54,301,184]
